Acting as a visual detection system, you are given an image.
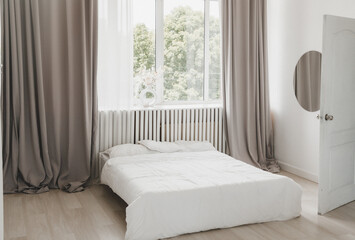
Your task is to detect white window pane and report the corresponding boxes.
[209,0,221,100]
[163,0,205,101]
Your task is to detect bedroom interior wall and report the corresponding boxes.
[267,0,355,182]
[0,21,3,240]
[0,81,2,240]
[0,83,2,240]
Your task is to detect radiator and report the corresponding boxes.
[97,107,226,153]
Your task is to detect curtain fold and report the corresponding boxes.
[2,0,98,193]
[221,0,279,172]
[97,0,133,110]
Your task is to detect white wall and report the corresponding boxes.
[0,105,3,240]
[0,67,3,240]
[0,53,3,240]
[0,22,3,240]
[268,0,355,182]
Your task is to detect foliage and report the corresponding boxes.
[133,24,155,74]
[133,6,221,101]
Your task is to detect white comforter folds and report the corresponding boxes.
[101,151,302,240]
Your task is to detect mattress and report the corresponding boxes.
[101,151,302,240]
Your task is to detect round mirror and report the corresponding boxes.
[293,51,322,112]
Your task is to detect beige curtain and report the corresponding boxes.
[221,0,279,172]
[294,52,322,112]
[2,0,98,193]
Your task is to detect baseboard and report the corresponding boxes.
[278,161,318,183]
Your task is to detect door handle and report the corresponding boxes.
[325,114,334,121]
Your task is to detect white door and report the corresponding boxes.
[319,15,355,214]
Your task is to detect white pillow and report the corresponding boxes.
[138,140,184,153]
[175,140,216,152]
[100,143,156,161]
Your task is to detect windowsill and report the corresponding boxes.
[98,102,223,112]
[131,102,223,111]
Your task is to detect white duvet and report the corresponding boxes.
[101,151,302,240]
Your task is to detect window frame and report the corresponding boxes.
[136,0,222,106]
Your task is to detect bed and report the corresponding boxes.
[101,141,302,240]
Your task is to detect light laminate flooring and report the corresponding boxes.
[4,171,355,240]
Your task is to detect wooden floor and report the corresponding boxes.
[4,172,355,240]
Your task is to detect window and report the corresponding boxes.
[133,0,221,104]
